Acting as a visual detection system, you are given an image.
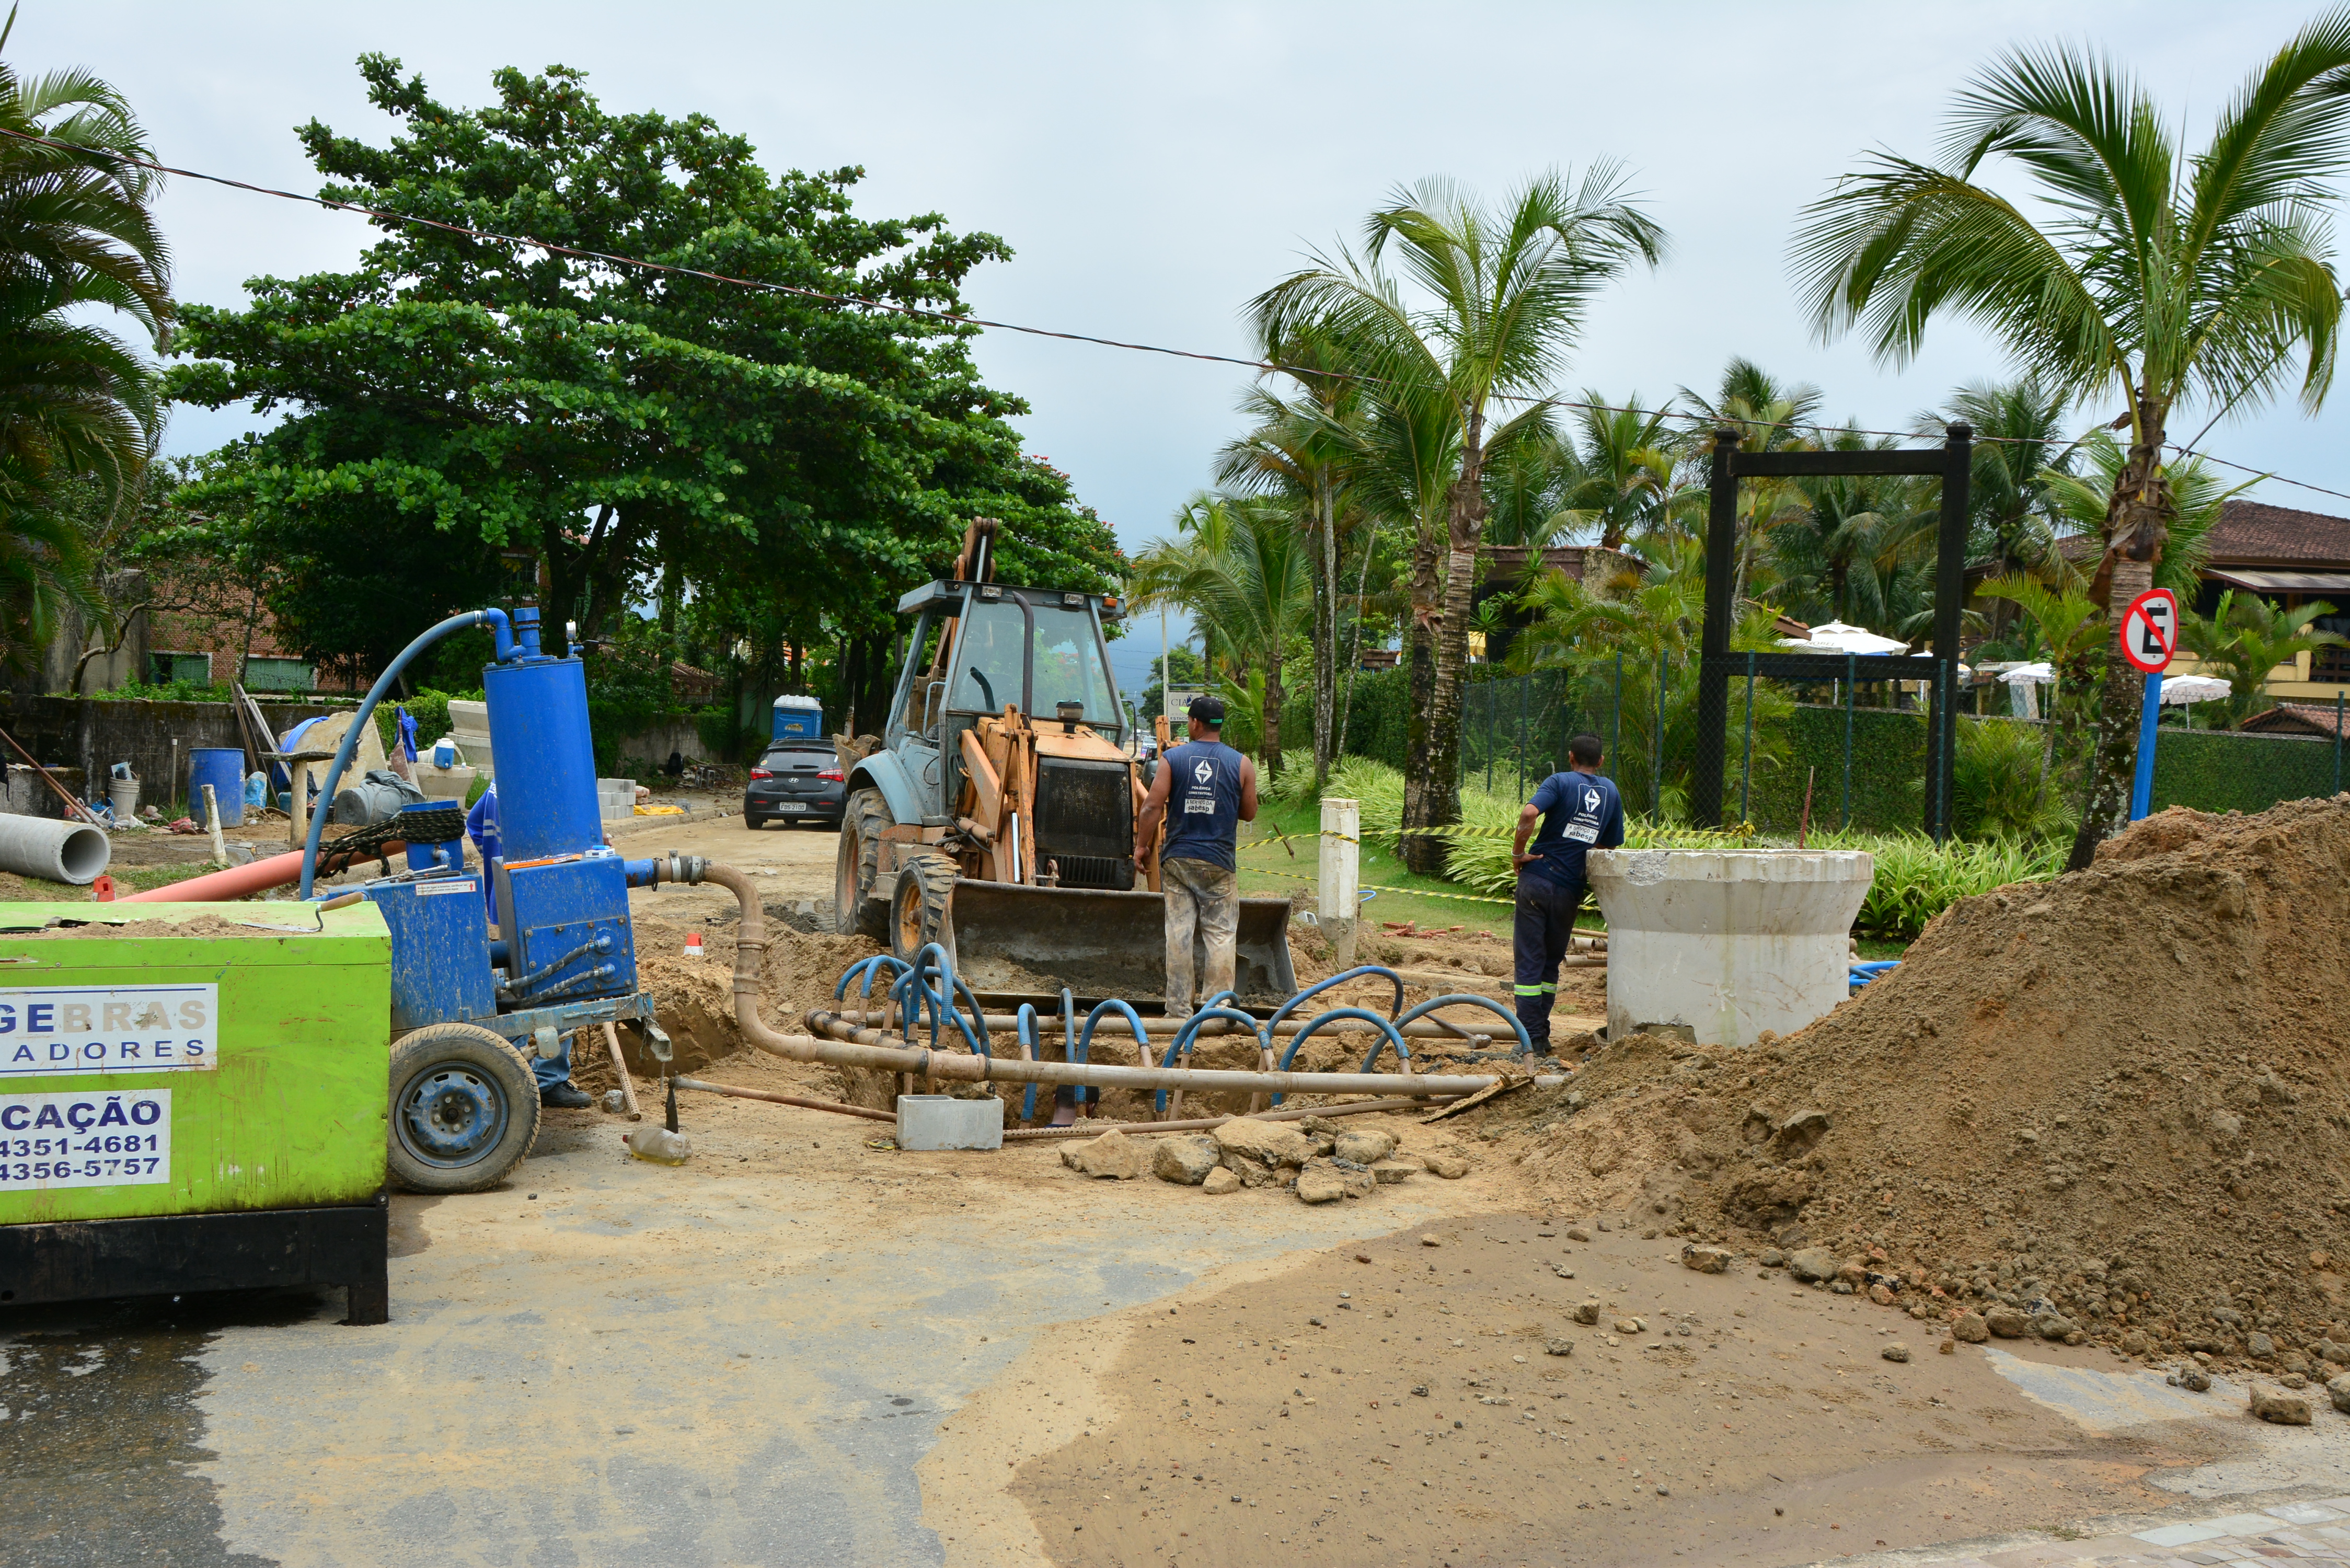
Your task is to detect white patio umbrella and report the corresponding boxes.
[1780,620,1913,656]
[2160,673,2231,728]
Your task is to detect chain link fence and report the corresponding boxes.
[1372,661,2350,832]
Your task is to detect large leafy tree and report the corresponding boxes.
[167,56,1116,691]
[1793,15,2350,868]
[1259,170,1664,870]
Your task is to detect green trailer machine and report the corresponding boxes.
[0,902,395,1324]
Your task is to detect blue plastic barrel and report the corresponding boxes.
[188,746,246,826]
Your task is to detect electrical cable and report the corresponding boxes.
[19,124,2346,505]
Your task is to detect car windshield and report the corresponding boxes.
[948,599,1118,725]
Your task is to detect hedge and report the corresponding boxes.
[1346,669,2347,826]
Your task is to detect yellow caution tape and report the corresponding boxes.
[633,804,686,816]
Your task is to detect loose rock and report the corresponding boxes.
[2328,1373,2350,1414]
[1984,1306,2031,1339]
[2250,1383,2313,1425]
[1201,1167,1241,1196]
[1062,1130,1149,1180]
[1787,1248,1839,1284]
[2180,1368,2213,1392]
[1334,1129,1398,1166]
[1951,1312,1989,1344]
[1882,1343,1911,1363]
[1214,1119,1314,1172]
[1566,1227,1592,1242]
[1572,1301,1602,1326]
[1681,1244,1732,1274]
[1423,1152,1469,1179]
[1152,1135,1222,1185]
[1296,1168,1345,1205]
[1369,1160,1417,1185]
[1543,1338,1575,1357]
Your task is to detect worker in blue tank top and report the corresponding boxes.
[1133,695,1259,1017]
[1511,732,1623,1054]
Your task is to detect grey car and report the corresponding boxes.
[743,743,845,828]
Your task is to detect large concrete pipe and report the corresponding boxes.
[0,813,111,885]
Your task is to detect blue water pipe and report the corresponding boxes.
[1393,993,1533,1058]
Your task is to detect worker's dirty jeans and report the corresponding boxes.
[1162,856,1239,1017]
[1512,874,1586,1053]
[533,1036,572,1091]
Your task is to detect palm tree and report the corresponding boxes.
[2179,589,2345,725]
[2040,431,2248,598]
[1257,168,1665,871]
[1793,15,2350,868]
[1976,573,2109,809]
[1679,359,1824,609]
[0,22,171,668]
[1766,426,1936,630]
[1127,495,1315,773]
[1214,326,1367,792]
[1555,394,1678,551]
[1923,377,2077,643]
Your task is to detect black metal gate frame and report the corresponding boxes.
[1694,423,1973,840]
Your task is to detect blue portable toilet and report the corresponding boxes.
[771,694,823,742]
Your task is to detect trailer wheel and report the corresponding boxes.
[890,851,957,963]
[387,1023,540,1194]
[835,788,892,940]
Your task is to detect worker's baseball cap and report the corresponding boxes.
[1188,695,1227,725]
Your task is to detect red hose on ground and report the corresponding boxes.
[118,843,410,903]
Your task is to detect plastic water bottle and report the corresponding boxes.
[624,1125,691,1165]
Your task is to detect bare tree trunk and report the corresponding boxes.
[1404,428,1486,875]
[2066,410,2170,871]
[1335,517,1375,765]
[1263,653,1285,777]
[1312,484,1337,791]
[1400,529,1441,864]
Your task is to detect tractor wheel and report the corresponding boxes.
[890,851,958,964]
[835,787,893,941]
[386,1022,540,1194]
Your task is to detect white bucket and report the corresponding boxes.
[107,777,139,820]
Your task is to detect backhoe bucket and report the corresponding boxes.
[944,881,1296,1011]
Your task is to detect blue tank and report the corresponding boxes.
[482,610,603,862]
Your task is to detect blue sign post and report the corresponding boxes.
[2121,586,2179,823]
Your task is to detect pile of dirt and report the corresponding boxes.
[1470,796,2350,1375]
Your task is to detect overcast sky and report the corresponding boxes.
[36,2,2350,690]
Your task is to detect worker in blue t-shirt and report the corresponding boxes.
[1510,732,1624,1054]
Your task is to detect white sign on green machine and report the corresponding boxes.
[0,983,218,1077]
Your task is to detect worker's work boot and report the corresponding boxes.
[540,1082,593,1110]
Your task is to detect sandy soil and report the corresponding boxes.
[984,1217,2228,1568]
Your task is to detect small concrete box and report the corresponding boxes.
[895,1094,1003,1151]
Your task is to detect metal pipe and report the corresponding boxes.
[674,1076,896,1122]
[1001,1094,1466,1140]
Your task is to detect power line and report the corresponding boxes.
[20,124,2350,506]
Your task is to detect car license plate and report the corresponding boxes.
[779,802,808,812]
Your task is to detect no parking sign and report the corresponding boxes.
[2120,587,2179,674]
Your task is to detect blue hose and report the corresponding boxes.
[1271,1007,1410,1106]
[1017,1004,1041,1121]
[1393,994,1534,1059]
[1268,965,1403,1034]
[1154,1006,1266,1115]
[299,607,516,898]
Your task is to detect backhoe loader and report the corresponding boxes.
[833,518,1296,1008]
